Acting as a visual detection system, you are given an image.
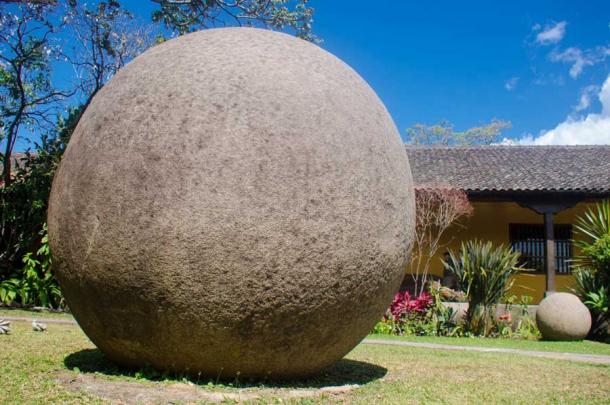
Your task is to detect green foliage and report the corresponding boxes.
[373,289,542,340]
[499,295,540,340]
[573,270,609,340]
[574,200,610,242]
[0,224,63,308]
[572,267,600,297]
[374,286,463,337]
[150,0,317,42]
[574,200,610,274]
[373,316,443,337]
[406,119,511,146]
[1,112,72,267]
[424,284,463,336]
[444,239,523,336]
[0,108,78,308]
[583,287,609,314]
[581,234,610,273]
[371,318,398,335]
[572,200,610,341]
[0,5,72,292]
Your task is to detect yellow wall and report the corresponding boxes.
[408,200,597,304]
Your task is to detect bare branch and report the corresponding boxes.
[410,184,473,295]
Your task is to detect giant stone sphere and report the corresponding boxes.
[536,293,591,341]
[48,27,415,378]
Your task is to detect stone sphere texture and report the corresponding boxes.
[536,293,591,341]
[48,28,415,378]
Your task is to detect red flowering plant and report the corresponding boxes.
[372,284,462,336]
[389,291,433,320]
[497,313,512,322]
[496,312,513,337]
[373,290,436,336]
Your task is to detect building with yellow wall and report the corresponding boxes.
[405,145,610,304]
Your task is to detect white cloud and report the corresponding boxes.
[532,73,565,86]
[513,74,610,145]
[550,47,591,78]
[573,85,599,113]
[504,77,519,91]
[549,46,609,79]
[535,21,567,45]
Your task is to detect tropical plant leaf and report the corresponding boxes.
[443,239,523,336]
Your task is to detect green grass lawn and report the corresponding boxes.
[0,307,74,320]
[4,308,609,356]
[367,333,610,356]
[1,320,610,404]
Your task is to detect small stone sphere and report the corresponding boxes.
[536,293,592,341]
[48,28,414,378]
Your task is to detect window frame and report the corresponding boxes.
[508,223,573,275]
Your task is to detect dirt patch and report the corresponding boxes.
[57,372,360,404]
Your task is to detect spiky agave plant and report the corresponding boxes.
[444,240,523,336]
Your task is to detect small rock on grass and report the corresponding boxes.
[0,319,10,334]
[32,319,47,332]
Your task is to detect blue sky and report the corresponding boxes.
[306,0,610,144]
[9,0,610,149]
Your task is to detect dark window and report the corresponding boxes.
[509,224,572,274]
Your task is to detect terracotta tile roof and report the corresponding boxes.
[4,147,610,194]
[405,145,610,193]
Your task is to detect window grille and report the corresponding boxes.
[509,224,572,274]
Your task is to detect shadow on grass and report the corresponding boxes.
[64,349,387,389]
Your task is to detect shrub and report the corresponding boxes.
[581,234,610,272]
[574,200,610,276]
[373,286,461,337]
[572,200,610,341]
[371,318,398,335]
[0,108,78,309]
[0,225,64,309]
[444,239,523,336]
[389,290,432,320]
[498,295,540,339]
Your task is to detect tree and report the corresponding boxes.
[406,119,511,146]
[410,185,473,295]
[0,106,78,305]
[62,0,158,111]
[150,0,316,41]
[0,3,71,185]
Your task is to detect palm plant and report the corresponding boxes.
[444,240,523,336]
[572,200,610,340]
[573,199,610,275]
